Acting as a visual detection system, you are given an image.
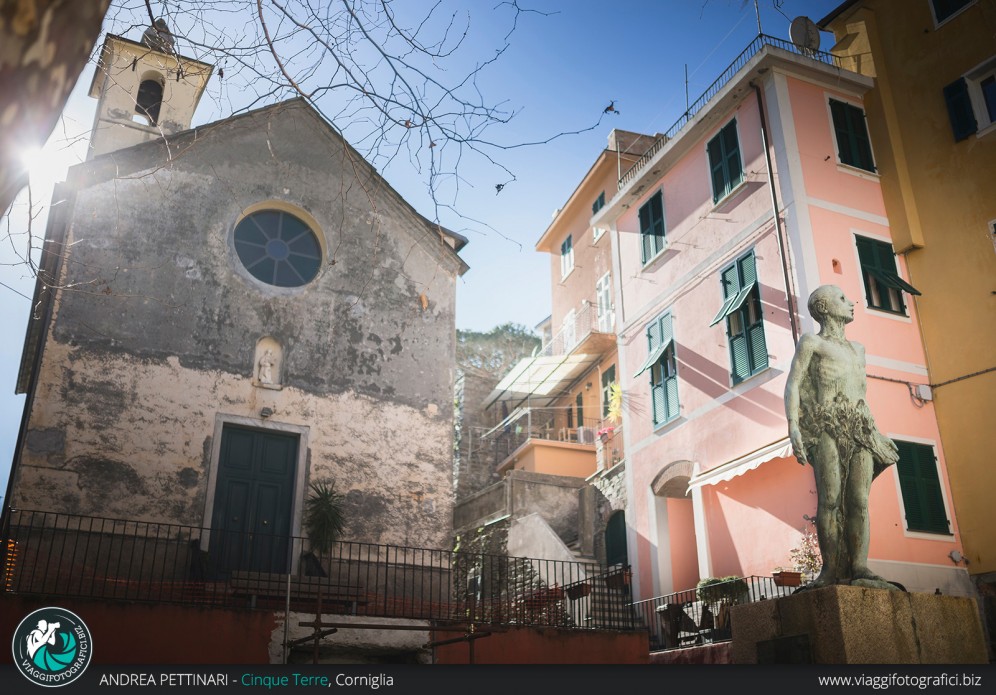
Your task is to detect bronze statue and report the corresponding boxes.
[784,285,900,591]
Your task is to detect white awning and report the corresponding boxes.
[483,353,602,410]
[686,437,793,491]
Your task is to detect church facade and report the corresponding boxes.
[6,33,468,561]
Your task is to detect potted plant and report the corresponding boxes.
[303,479,346,568]
[772,568,803,587]
[604,567,632,589]
[696,576,749,605]
[566,581,591,600]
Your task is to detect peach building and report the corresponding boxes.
[820,0,996,597]
[590,38,972,600]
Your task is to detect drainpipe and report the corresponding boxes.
[752,81,799,344]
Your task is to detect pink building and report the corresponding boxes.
[591,39,972,600]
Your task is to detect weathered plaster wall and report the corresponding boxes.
[13,101,461,549]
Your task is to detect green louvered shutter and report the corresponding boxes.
[849,104,875,171]
[943,78,977,142]
[664,376,679,422]
[895,440,950,534]
[639,200,653,263]
[708,136,726,203]
[830,99,850,163]
[723,121,743,192]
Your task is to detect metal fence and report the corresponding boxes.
[1,509,639,630]
[632,575,799,651]
[619,34,845,188]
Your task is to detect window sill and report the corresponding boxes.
[560,266,575,282]
[836,163,879,182]
[710,178,749,212]
[653,414,686,436]
[865,306,912,323]
[728,364,780,391]
[640,241,670,273]
[902,529,955,541]
[976,121,996,139]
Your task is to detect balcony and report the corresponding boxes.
[489,411,603,478]
[1,509,640,631]
[484,302,614,415]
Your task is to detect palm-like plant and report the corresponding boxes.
[303,479,345,559]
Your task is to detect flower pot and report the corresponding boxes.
[566,582,591,600]
[773,570,803,587]
[604,569,632,590]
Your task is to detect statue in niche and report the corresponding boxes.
[257,349,276,385]
[784,285,901,591]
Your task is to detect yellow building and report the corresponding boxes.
[821,0,996,587]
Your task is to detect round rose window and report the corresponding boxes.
[233,210,322,287]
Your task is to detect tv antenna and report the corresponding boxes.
[789,16,820,55]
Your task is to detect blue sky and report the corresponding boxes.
[0,0,846,500]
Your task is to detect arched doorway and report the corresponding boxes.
[605,510,628,567]
[651,460,699,595]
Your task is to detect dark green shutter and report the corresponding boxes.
[831,99,875,172]
[747,315,767,373]
[895,440,950,534]
[664,376,679,422]
[943,78,977,142]
[708,136,725,203]
[723,122,743,191]
[602,365,616,418]
[639,199,653,263]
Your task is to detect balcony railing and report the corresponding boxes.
[632,575,798,651]
[619,34,844,189]
[1,509,639,631]
[540,301,613,359]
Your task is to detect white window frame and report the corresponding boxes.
[964,55,996,136]
[596,272,614,333]
[560,234,574,279]
[825,93,878,178]
[929,0,976,28]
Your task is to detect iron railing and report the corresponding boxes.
[619,34,845,189]
[632,575,799,651]
[538,301,613,359]
[2,509,639,631]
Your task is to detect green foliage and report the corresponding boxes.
[696,576,749,604]
[303,479,345,557]
[456,323,540,377]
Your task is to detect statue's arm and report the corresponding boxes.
[785,334,817,465]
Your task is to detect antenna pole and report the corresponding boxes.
[684,63,689,114]
[754,0,763,35]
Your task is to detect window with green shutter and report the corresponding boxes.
[592,191,606,215]
[633,312,678,426]
[601,364,616,419]
[829,99,876,172]
[707,120,743,203]
[855,235,920,314]
[894,440,950,535]
[639,190,666,264]
[560,234,574,278]
[710,251,767,384]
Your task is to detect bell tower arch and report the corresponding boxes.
[86,21,213,158]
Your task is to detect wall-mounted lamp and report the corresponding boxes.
[949,550,969,566]
[260,407,274,419]
[585,382,592,391]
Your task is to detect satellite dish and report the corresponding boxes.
[789,16,820,53]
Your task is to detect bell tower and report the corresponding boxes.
[86,21,213,159]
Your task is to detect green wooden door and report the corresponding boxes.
[605,511,628,567]
[211,425,298,574]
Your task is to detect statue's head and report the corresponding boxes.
[808,285,854,326]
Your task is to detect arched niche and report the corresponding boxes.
[254,336,283,389]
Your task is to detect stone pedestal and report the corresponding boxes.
[730,585,986,664]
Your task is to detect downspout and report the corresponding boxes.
[752,81,799,344]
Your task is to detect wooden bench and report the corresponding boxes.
[230,571,367,614]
